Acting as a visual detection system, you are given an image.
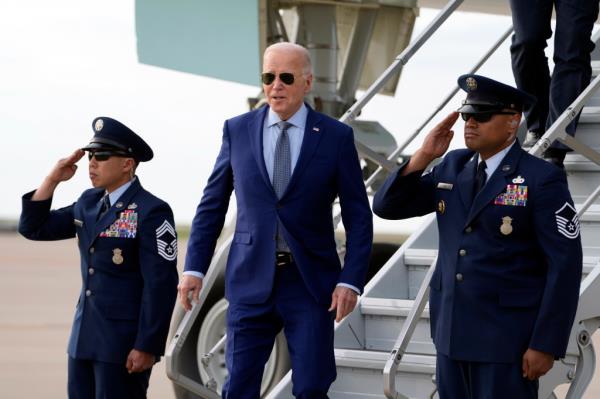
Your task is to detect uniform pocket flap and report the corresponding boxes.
[97,300,140,320]
[498,289,542,308]
[233,231,252,245]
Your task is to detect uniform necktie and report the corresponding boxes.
[273,121,292,251]
[474,160,488,198]
[97,194,111,221]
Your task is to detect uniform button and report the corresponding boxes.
[85,289,92,297]
[456,273,464,282]
[88,268,95,275]
[459,249,467,256]
[465,226,472,233]
[89,247,95,254]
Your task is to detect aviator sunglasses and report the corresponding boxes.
[87,150,129,162]
[261,72,296,85]
[460,111,517,123]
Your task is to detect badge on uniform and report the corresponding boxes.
[494,184,527,206]
[112,248,124,265]
[555,202,580,239]
[156,220,177,261]
[437,182,453,190]
[99,210,138,238]
[437,200,446,214]
[500,216,513,235]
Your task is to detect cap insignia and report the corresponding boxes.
[94,119,104,132]
[466,77,477,91]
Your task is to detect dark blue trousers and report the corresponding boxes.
[510,0,599,146]
[436,353,539,399]
[222,262,336,399]
[68,356,152,399]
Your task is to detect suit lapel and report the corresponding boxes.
[465,143,524,227]
[456,156,477,211]
[92,179,143,239]
[248,107,277,197]
[282,107,323,198]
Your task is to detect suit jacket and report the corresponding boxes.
[373,143,582,363]
[185,105,373,305]
[19,178,178,364]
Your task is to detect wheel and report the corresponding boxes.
[196,298,290,396]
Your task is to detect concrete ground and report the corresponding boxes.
[1,233,599,398]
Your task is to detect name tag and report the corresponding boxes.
[437,182,453,190]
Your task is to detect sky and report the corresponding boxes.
[0,1,523,224]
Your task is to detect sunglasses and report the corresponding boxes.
[460,111,517,123]
[261,72,295,85]
[88,150,129,162]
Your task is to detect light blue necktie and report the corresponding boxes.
[273,121,292,251]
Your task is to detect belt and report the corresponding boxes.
[276,252,293,266]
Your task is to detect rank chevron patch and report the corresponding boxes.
[156,220,177,261]
[555,202,580,239]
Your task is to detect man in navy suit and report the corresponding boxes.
[374,75,582,398]
[19,117,178,399]
[178,42,373,398]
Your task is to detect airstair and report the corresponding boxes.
[165,1,600,398]
[265,2,600,398]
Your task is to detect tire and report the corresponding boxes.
[196,298,290,396]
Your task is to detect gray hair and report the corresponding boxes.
[264,42,312,76]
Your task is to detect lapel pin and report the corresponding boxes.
[128,203,137,210]
[438,200,446,214]
[312,127,320,132]
[502,165,511,172]
[115,202,123,209]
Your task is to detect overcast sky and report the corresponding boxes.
[1,1,524,223]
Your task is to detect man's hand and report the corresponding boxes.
[328,286,358,323]
[125,349,155,374]
[32,149,85,201]
[178,275,203,311]
[522,348,554,380]
[403,112,459,176]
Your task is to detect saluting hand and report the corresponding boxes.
[402,112,459,175]
[178,275,203,311]
[32,149,85,201]
[328,286,358,323]
[126,349,156,373]
[522,348,554,380]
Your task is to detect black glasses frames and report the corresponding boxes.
[261,72,296,85]
[87,151,129,162]
[460,111,517,123]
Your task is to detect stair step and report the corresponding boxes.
[591,60,600,77]
[331,349,436,399]
[361,297,430,318]
[578,106,600,124]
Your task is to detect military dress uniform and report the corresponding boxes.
[373,76,583,398]
[18,117,178,399]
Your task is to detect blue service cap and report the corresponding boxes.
[456,74,535,114]
[81,117,153,162]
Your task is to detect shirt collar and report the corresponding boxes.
[267,103,308,130]
[478,140,516,177]
[106,178,135,206]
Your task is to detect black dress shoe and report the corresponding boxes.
[523,131,542,148]
[543,148,567,169]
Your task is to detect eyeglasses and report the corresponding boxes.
[460,111,517,123]
[88,150,128,162]
[261,72,295,85]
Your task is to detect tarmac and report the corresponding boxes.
[1,233,599,398]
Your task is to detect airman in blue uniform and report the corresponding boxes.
[18,117,178,399]
[374,75,582,398]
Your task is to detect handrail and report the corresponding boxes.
[364,25,513,190]
[341,0,465,173]
[383,255,438,399]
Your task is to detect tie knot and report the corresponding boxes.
[277,121,293,132]
[477,160,487,173]
[102,194,110,208]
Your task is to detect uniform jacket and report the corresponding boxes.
[184,105,373,305]
[19,178,178,364]
[373,143,582,363]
